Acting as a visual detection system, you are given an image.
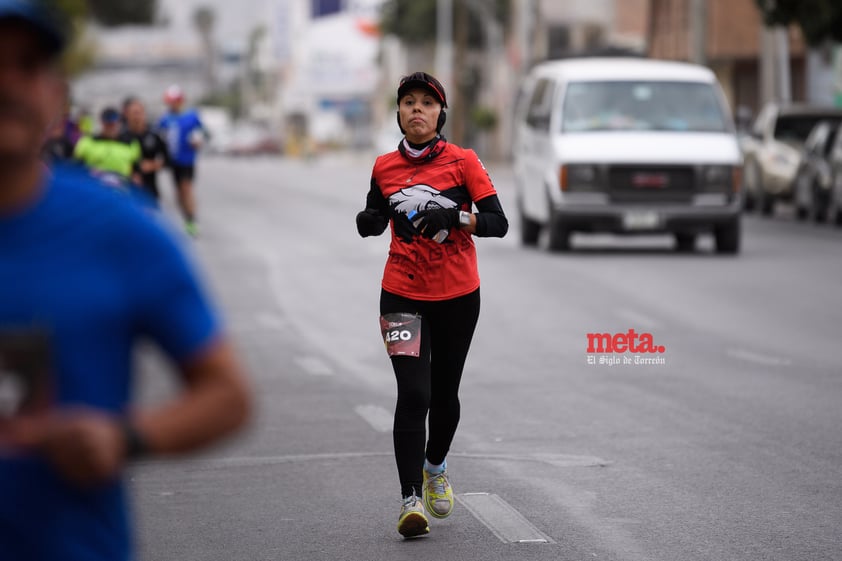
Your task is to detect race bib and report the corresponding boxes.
[379,313,422,357]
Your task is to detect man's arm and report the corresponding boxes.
[2,338,250,487]
[133,337,250,454]
[72,135,90,164]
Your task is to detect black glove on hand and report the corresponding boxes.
[413,208,459,239]
[391,211,420,243]
[356,208,388,237]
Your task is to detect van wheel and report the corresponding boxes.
[674,233,696,252]
[742,191,756,212]
[758,188,775,216]
[831,200,842,226]
[714,219,740,254]
[743,161,760,212]
[519,207,541,246]
[547,213,571,252]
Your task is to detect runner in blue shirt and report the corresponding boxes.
[157,85,207,236]
[0,4,251,560]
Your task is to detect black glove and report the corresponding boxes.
[391,211,420,243]
[413,208,459,240]
[356,208,388,237]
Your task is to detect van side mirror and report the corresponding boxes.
[528,115,550,131]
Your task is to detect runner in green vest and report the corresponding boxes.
[73,107,140,181]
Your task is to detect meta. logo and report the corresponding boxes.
[586,329,665,354]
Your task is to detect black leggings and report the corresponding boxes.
[380,288,481,499]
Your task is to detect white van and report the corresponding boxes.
[512,57,742,253]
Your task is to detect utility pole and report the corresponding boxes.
[451,0,468,146]
[760,25,775,105]
[464,0,504,160]
[519,0,536,76]
[690,0,706,65]
[760,24,792,105]
[775,26,791,103]
[435,0,453,90]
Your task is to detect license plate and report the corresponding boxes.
[622,211,660,230]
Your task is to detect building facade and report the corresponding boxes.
[647,0,809,116]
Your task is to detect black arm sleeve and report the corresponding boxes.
[364,178,388,214]
[356,178,389,237]
[156,133,170,164]
[473,194,508,238]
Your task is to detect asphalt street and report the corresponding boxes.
[131,153,842,561]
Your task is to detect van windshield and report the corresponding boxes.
[562,81,730,133]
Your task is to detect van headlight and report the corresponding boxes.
[700,165,739,193]
[560,164,599,191]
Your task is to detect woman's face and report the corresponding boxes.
[398,88,441,144]
[126,101,147,133]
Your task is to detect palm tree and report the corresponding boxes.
[193,6,217,91]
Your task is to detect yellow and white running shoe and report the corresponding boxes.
[397,494,430,538]
[423,469,454,519]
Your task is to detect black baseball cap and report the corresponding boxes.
[397,72,448,108]
[0,0,66,56]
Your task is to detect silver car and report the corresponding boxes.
[793,120,841,222]
[742,104,842,216]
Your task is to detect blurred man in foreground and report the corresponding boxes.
[0,2,251,560]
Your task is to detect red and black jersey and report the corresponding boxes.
[371,140,498,301]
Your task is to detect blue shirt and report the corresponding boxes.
[0,165,221,560]
[157,109,204,166]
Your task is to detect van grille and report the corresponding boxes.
[608,165,695,203]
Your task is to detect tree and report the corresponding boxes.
[379,0,508,47]
[43,0,158,75]
[193,6,217,91]
[87,0,157,26]
[379,0,509,148]
[379,0,436,44]
[43,0,92,75]
[755,0,842,46]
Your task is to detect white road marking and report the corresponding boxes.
[138,451,608,469]
[294,356,334,376]
[354,404,393,432]
[457,492,553,544]
[727,348,792,367]
[527,453,611,468]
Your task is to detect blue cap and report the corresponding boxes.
[100,107,120,123]
[0,0,66,55]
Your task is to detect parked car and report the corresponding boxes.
[792,120,839,222]
[223,123,283,156]
[741,103,842,215]
[828,124,842,226]
[512,57,742,253]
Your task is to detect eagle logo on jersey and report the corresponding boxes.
[388,184,458,215]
